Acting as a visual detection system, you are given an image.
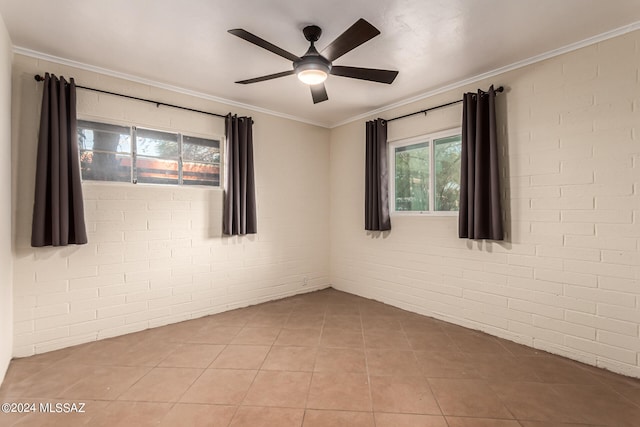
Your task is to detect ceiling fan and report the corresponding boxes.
[228,18,399,104]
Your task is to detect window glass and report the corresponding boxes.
[78,121,131,182]
[76,120,221,187]
[135,157,180,185]
[434,135,462,211]
[183,135,220,186]
[390,129,461,214]
[183,135,220,163]
[394,142,430,211]
[136,128,179,158]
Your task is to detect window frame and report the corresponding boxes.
[388,127,462,217]
[77,119,223,188]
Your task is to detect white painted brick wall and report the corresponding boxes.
[8,26,640,381]
[330,30,640,378]
[11,55,331,357]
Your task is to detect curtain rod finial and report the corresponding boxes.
[34,74,44,82]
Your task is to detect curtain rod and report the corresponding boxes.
[386,86,504,123]
[34,74,228,119]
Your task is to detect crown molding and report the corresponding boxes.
[12,46,330,128]
[13,20,640,130]
[330,20,640,128]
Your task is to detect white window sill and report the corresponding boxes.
[391,211,458,217]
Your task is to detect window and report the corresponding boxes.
[78,120,220,186]
[389,129,461,214]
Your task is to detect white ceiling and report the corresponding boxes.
[1,0,640,127]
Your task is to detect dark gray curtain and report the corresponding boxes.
[365,118,391,231]
[223,114,257,235]
[31,73,87,247]
[458,85,503,240]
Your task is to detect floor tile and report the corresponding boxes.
[0,400,30,426]
[415,351,479,378]
[405,331,458,352]
[3,288,639,427]
[429,378,513,418]
[207,309,254,327]
[488,381,564,422]
[313,347,366,373]
[56,340,132,367]
[274,328,321,346]
[117,367,202,402]
[446,417,522,426]
[209,345,270,369]
[60,365,150,400]
[229,406,304,427]
[326,303,361,316]
[448,332,511,354]
[363,330,411,349]
[143,321,200,343]
[1,398,109,427]
[11,345,80,365]
[114,340,179,366]
[158,344,225,368]
[517,422,607,427]
[159,403,236,427]
[370,375,441,414]
[307,372,371,411]
[520,356,601,385]
[498,340,549,357]
[362,315,404,331]
[230,327,281,345]
[245,313,289,328]
[302,409,374,427]
[88,401,173,427]
[366,349,420,376]
[2,363,95,398]
[319,328,364,348]
[284,314,325,330]
[582,363,640,392]
[470,353,543,382]
[180,369,257,404]
[323,314,362,330]
[550,383,640,426]
[0,362,49,392]
[401,316,446,334]
[189,326,242,344]
[243,371,311,407]
[261,346,317,372]
[374,413,448,427]
[359,302,402,317]
[259,300,297,314]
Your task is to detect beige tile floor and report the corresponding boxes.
[1,288,639,426]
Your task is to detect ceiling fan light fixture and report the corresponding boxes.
[294,56,331,85]
[297,69,327,85]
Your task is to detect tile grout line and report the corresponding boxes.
[358,302,378,427]
[301,303,327,426]
[4,290,640,426]
[400,317,451,427]
[229,307,289,424]
[171,314,246,426]
[114,318,246,425]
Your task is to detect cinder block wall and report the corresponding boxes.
[9,29,640,379]
[11,55,331,357]
[330,31,640,378]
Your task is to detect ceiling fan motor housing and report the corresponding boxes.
[293,51,332,76]
[303,25,322,42]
